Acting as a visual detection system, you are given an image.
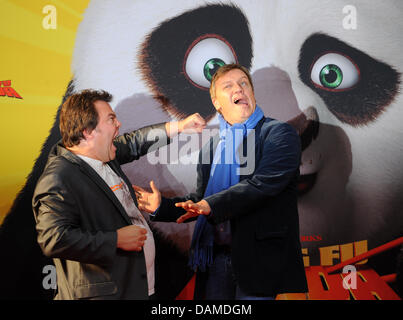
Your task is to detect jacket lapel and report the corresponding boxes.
[241,117,265,181]
[107,160,139,207]
[200,133,219,188]
[80,162,132,225]
[60,148,132,225]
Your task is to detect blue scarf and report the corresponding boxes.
[188,105,264,271]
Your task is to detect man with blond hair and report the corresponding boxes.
[135,64,307,300]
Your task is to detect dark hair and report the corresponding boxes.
[59,89,112,147]
[209,63,254,100]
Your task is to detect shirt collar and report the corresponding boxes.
[76,154,106,173]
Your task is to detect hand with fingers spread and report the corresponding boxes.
[132,180,161,213]
[116,225,147,252]
[175,199,211,223]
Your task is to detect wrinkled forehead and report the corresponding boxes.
[216,68,250,85]
[93,100,114,118]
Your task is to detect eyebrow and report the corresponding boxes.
[220,76,249,86]
[220,81,232,86]
[106,112,117,120]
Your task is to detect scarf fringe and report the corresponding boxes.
[188,245,213,272]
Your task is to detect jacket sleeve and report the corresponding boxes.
[32,170,117,267]
[113,123,170,165]
[205,122,301,225]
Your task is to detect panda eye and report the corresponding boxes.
[310,53,360,91]
[184,36,237,88]
[299,33,400,127]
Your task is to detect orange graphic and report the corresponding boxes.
[0,80,22,99]
[175,238,403,300]
[110,182,124,192]
[302,237,402,300]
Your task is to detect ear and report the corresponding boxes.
[82,128,94,141]
[212,97,221,113]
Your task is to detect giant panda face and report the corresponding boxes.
[265,1,403,251]
[72,0,403,253]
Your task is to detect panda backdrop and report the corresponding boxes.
[0,0,402,299]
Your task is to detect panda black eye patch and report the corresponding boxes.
[139,3,253,120]
[298,33,400,127]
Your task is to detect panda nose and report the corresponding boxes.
[287,106,319,151]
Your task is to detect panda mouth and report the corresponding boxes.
[287,107,320,197]
[297,172,318,196]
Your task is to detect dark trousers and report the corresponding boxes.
[204,249,275,300]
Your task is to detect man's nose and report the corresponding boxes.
[115,119,122,128]
[233,82,244,93]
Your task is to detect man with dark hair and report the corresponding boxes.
[135,64,307,300]
[32,89,205,299]
[59,90,113,147]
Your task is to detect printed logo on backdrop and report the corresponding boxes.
[0,80,22,99]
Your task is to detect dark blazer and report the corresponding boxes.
[154,117,308,296]
[32,123,169,300]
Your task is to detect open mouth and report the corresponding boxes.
[297,172,317,196]
[233,97,248,106]
[287,107,320,197]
